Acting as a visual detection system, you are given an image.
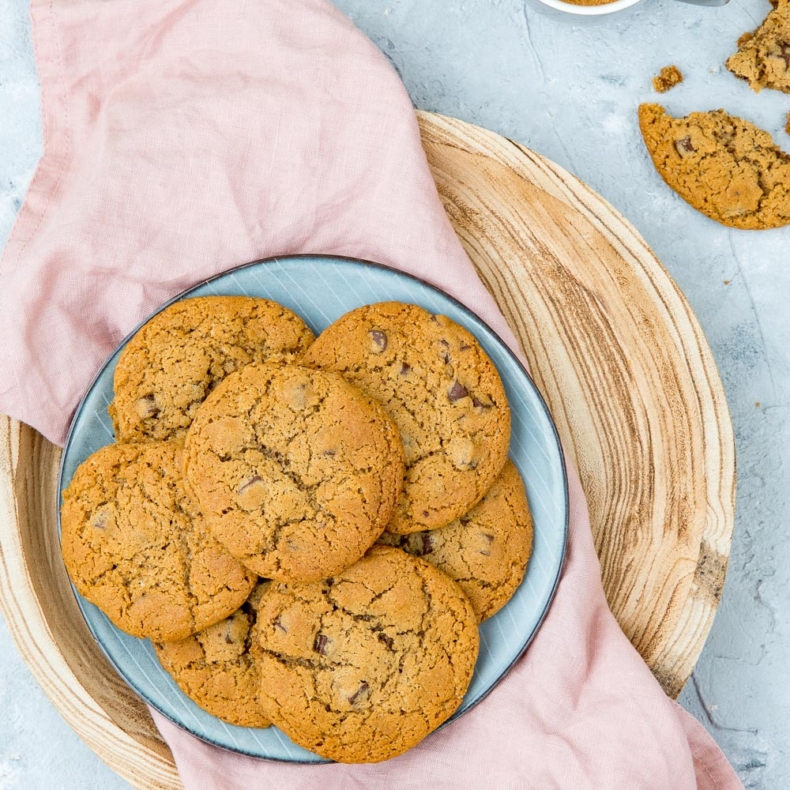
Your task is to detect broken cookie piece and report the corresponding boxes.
[653,65,684,93]
[638,103,790,229]
[726,0,790,94]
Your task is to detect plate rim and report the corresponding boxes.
[57,253,569,763]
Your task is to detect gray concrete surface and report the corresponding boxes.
[1,0,788,787]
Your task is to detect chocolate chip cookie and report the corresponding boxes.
[254,545,479,763]
[61,442,257,642]
[110,296,315,443]
[302,302,511,534]
[727,0,790,94]
[639,103,790,229]
[183,363,404,583]
[378,459,532,622]
[154,583,271,728]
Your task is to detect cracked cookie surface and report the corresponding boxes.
[727,0,790,94]
[184,364,405,582]
[302,302,511,534]
[61,442,257,642]
[254,545,479,763]
[110,296,315,443]
[638,103,790,229]
[154,583,271,727]
[378,460,532,622]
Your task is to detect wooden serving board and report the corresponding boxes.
[0,112,735,789]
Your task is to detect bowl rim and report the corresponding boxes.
[532,0,642,17]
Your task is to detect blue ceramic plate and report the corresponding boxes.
[59,255,568,762]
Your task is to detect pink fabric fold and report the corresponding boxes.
[2,0,742,787]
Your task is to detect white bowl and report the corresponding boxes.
[526,0,643,19]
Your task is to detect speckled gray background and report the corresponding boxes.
[1,0,788,787]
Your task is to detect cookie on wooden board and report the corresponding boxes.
[727,0,790,94]
[638,103,790,230]
[61,442,257,642]
[302,302,511,534]
[184,363,404,583]
[254,546,479,763]
[110,296,315,443]
[378,459,532,622]
[154,583,271,728]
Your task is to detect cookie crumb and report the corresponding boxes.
[653,65,684,93]
[786,111,790,136]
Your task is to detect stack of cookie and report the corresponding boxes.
[61,296,533,763]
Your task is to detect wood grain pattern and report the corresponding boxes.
[418,111,735,695]
[0,112,735,788]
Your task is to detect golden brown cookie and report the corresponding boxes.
[727,0,790,94]
[154,583,271,728]
[652,65,684,93]
[109,296,315,443]
[638,103,790,230]
[302,302,511,534]
[255,546,479,763]
[61,442,257,642]
[183,363,404,582]
[378,459,532,622]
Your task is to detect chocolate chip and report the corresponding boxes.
[273,616,287,634]
[448,380,469,402]
[471,395,490,410]
[377,632,394,650]
[422,510,430,518]
[313,633,330,655]
[237,475,263,495]
[770,42,790,69]
[399,362,412,376]
[91,511,108,530]
[224,633,234,645]
[369,329,387,354]
[135,394,159,420]
[419,533,434,555]
[479,533,494,557]
[348,681,370,705]
[674,136,695,157]
[459,343,471,351]
[439,339,451,363]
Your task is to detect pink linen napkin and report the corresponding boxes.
[1,0,742,787]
